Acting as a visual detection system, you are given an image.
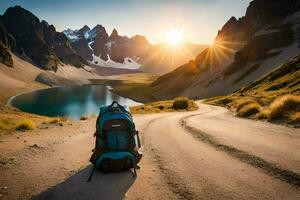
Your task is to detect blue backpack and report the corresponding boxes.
[88,101,142,181]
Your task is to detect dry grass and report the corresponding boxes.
[0,118,14,131]
[15,119,36,131]
[237,103,261,117]
[235,100,257,112]
[257,95,300,124]
[45,117,67,124]
[267,95,300,119]
[130,97,198,114]
[289,112,300,123]
[234,99,262,117]
[257,109,271,119]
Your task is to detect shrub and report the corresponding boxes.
[237,103,261,117]
[158,105,164,110]
[268,95,300,119]
[16,119,36,131]
[80,115,88,120]
[173,97,189,110]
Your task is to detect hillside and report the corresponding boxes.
[150,0,300,99]
[205,54,300,125]
[139,42,207,74]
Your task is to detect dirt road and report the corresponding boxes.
[0,102,299,199]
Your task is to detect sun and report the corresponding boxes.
[167,31,182,46]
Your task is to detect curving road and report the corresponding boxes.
[127,102,300,199]
[1,102,299,200]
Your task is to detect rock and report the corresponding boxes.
[29,144,39,148]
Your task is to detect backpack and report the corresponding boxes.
[87,101,142,181]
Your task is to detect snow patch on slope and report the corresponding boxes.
[89,54,140,70]
[63,29,79,40]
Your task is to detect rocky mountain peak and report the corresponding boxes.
[89,24,108,40]
[79,25,90,33]
[110,28,119,39]
[92,24,105,32]
[220,16,238,32]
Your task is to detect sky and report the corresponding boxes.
[0,0,251,45]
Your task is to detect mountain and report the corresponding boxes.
[0,6,85,71]
[63,26,151,70]
[64,26,207,74]
[139,42,208,74]
[150,0,300,99]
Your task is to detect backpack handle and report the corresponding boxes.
[109,101,122,108]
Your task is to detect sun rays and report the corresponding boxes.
[167,31,182,46]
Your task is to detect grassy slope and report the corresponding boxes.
[90,73,159,103]
[205,54,300,125]
[130,97,198,114]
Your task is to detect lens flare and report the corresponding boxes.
[167,31,182,45]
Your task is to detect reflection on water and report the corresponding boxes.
[10,85,140,120]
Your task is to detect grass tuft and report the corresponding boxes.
[267,95,300,119]
[0,119,13,131]
[235,100,261,117]
[235,100,257,112]
[15,119,36,131]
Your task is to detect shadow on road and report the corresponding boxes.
[33,165,136,200]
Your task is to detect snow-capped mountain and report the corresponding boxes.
[63,25,151,70]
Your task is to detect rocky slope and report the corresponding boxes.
[0,17,13,68]
[0,6,85,71]
[151,0,300,99]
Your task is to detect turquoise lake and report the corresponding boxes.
[9,85,139,120]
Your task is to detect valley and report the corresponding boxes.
[0,0,300,199]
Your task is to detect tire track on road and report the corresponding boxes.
[180,114,300,187]
[140,114,201,199]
